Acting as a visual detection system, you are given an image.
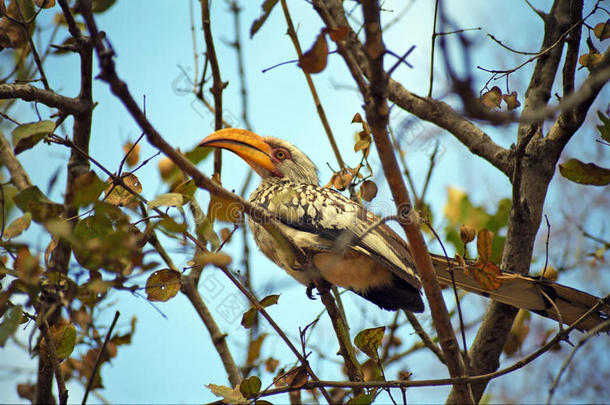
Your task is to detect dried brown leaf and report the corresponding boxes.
[299,30,328,74]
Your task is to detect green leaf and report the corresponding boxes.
[70,171,106,208]
[11,120,55,155]
[195,217,220,250]
[354,326,385,360]
[13,186,63,223]
[559,159,610,186]
[157,217,188,234]
[241,294,280,328]
[92,0,116,13]
[596,110,610,143]
[172,179,197,201]
[259,294,279,308]
[148,193,184,209]
[3,213,32,239]
[145,269,181,302]
[241,307,258,329]
[0,185,18,221]
[72,215,114,271]
[16,0,36,21]
[250,0,279,38]
[185,145,213,165]
[239,376,262,398]
[0,305,23,347]
[54,323,76,360]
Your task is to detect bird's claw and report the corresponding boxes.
[306,283,317,300]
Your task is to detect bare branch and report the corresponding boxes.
[79,5,334,402]
[0,130,33,191]
[279,0,346,170]
[545,46,610,151]
[181,275,242,387]
[200,0,225,177]
[82,311,120,405]
[0,83,89,114]
[360,1,473,403]
[313,0,512,177]
[314,280,364,388]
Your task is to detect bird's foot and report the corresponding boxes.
[306,283,317,300]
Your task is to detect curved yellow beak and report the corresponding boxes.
[198,128,282,177]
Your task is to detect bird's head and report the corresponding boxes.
[198,129,319,185]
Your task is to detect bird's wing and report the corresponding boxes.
[249,180,421,290]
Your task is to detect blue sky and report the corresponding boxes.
[1,0,609,403]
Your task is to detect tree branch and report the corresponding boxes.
[0,130,33,191]
[280,0,345,170]
[181,275,242,387]
[545,46,610,152]
[359,1,472,403]
[80,5,333,402]
[200,0,224,176]
[0,83,89,114]
[312,0,512,177]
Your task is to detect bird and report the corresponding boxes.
[198,128,609,332]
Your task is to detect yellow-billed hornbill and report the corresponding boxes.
[199,128,609,332]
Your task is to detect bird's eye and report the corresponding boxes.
[273,148,289,161]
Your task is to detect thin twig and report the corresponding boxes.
[200,0,225,177]
[80,7,332,401]
[82,311,120,405]
[404,311,445,364]
[541,215,551,279]
[428,0,439,97]
[251,296,609,399]
[279,0,345,170]
[227,0,253,130]
[14,0,50,90]
[546,319,610,404]
[182,275,242,386]
[487,34,538,56]
[360,1,473,402]
[314,279,364,389]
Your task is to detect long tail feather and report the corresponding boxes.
[430,255,610,332]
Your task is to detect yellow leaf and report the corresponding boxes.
[480,86,502,109]
[476,229,494,262]
[443,186,466,224]
[122,142,140,167]
[579,51,602,70]
[3,213,32,239]
[594,20,610,40]
[193,252,232,268]
[502,91,521,110]
[354,326,385,360]
[504,309,530,356]
[145,269,181,302]
[104,174,142,208]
